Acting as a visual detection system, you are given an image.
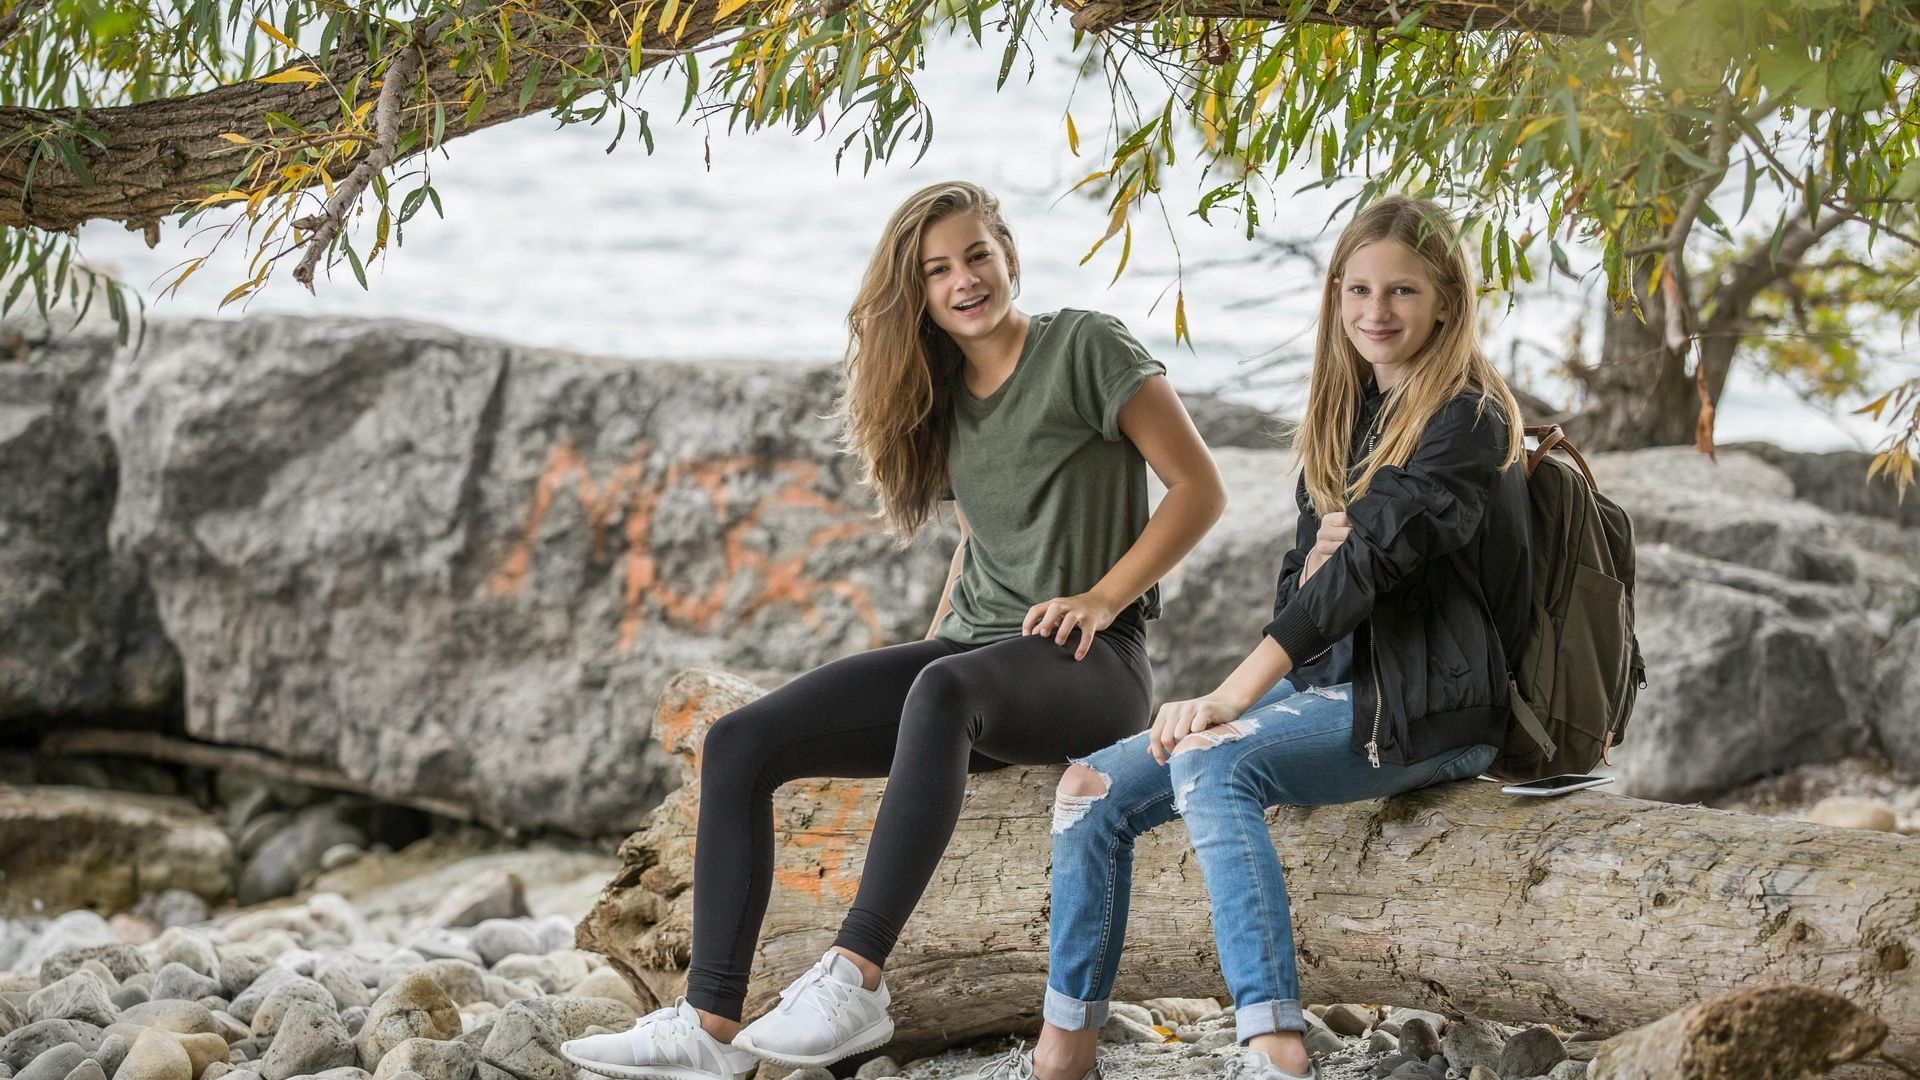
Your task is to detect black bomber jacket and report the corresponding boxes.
[1262,386,1532,768]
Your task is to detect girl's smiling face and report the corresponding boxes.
[1338,238,1443,385]
[919,213,1017,342]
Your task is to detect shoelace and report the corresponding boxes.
[977,1043,1036,1080]
[632,1005,701,1063]
[776,961,854,1022]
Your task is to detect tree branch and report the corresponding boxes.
[0,0,53,48]
[289,10,455,290]
[0,0,722,232]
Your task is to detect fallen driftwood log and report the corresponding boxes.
[577,670,1920,1072]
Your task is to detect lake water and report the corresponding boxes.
[72,29,1906,452]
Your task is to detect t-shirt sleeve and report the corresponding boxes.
[1069,312,1168,442]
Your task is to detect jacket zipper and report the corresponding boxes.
[1361,423,1383,768]
[1365,620,1383,768]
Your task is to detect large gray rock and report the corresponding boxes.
[1592,448,1914,799]
[1616,547,1878,800]
[0,788,231,919]
[1872,619,1920,778]
[103,316,954,834]
[0,323,177,723]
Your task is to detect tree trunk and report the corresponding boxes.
[575,670,1920,1075]
[1560,211,1849,452]
[1561,276,1700,451]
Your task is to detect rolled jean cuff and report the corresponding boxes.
[1043,987,1110,1032]
[1234,999,1307,1043]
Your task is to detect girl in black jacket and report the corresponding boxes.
[997,196,1532,1080]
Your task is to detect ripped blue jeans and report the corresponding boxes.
[1044,679,1497,1045]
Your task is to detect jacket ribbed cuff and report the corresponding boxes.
[1263,600,1333,668]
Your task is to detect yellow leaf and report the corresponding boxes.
[1519,116,1556,142]
[1174,288,1191,348]
[219,271,267,309]
[657,0,681,35]
[258,66,324,86]
[253,17,299,51]
[193,189,251,208]
[1860,0,1873,15]
[1868,451,1890,480]
[352,101,374,124]
[218,133,251,145]
[1066,112,1080,157]
[1080,187,1132,265]
[1067,169,1110,194]
[715,0,754,20]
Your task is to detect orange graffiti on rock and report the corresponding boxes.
[773,781,878,903]
[489,440,887,650]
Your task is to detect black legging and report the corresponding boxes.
[684,606,1153,1020]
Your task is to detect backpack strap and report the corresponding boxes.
[1524,425,1599,489]
[1507,677,1556,758]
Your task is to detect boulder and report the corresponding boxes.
[0,321,177,724]
[103,316,952,835]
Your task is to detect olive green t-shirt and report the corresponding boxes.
[936,309,1167,645]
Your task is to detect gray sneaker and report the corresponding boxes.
[1220,1048,1320,1080]
[972,1043,1101,1080]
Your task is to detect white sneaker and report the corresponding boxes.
[732,949,894,1067]
[971,1043,1101,1080]
[561,998,758,1080]
[1222,1048,1320,1080]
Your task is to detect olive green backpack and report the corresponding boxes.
[1477,426,1646,783]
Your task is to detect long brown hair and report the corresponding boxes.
[837,181,1021,543]
[1297,195,1525,517]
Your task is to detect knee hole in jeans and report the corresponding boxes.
[1052,762,1110,835]
[1170,718,1260,759]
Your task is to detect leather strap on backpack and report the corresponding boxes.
[1524,425,1599,489]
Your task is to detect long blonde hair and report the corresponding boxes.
[838,181,1021,543]
[1297,196,1525,518]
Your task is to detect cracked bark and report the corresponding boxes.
[577,669,1920,1074]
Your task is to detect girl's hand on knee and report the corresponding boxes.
[1023,592,1120,660]
[1148,697,1239,764]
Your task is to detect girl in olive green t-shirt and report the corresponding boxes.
[563,181,1229,1080]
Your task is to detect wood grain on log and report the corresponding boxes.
[577,670,1920,1073]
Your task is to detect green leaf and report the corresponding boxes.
[1893,160,1920,201]
[1829,40,1888,113]
[343,240,368,289]
[519,59,544,111]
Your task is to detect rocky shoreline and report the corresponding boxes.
[0,856,1603,1080]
